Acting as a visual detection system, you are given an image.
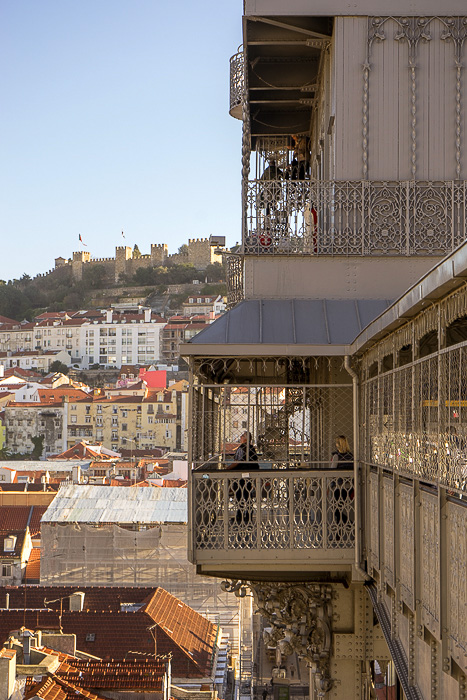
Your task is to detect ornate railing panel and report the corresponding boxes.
[383,475,395,588]
[225,255,244,308]
[192,469,355,554]
[369,471,380,572]
[362,347,467,493]
[447,501,467,672]
[243,180,467,256]
[420,489,441,638]
[399,483,415,610]
[229,48,244,118]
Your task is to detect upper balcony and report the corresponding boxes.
[242,140,467,257]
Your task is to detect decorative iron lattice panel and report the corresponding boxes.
[383,476,395,588]
[362,349,467,492]
[225,255,244,308]
[447,501,467,670]
[243,180,467,256]
[193,470,354,552]
[399,483,415,610]
[191,383,353,470]
[369,471,380,572]
[420,490,440,637]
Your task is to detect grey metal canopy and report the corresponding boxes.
[182,299,391,357]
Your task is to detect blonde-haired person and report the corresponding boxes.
[331,435,353,468]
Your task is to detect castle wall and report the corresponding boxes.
[59,239,224,283]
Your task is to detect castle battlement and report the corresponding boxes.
[51,238,222,283]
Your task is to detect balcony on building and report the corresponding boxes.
[182,298,393,582]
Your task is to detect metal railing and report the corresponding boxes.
[192,468,355,553]
[229,48,244,119]
[243,179,467,256]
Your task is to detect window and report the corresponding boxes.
[2,565,12,578]
[71,415,77,424]
[122,424,127,431]
[85,416,91,424]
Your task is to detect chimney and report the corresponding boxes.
[0,648,16,700]
[69,591,85,612]
[22,630,33,665]
[144,308,151,322]
[106,309,113,324]
[0,365,4,378]
[4,594,9,610]
[72,465,81,484]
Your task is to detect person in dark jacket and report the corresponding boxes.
[331,435,354,468]
[232,431,258,465]
[227,432,259,529]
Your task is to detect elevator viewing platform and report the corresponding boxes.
[187,3,467,697]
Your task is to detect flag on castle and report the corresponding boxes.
[79,234,87,247]
[121,231,125,239]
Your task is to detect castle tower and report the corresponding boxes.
[151,243,168,266]
[71,251,91,281]
[115,246,132,282]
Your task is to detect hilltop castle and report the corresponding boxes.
[53,236,226,283]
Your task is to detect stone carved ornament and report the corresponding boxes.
[221,580,333,697]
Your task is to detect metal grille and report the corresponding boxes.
[362,349,467,492]
[191,384,353,470]
[225,255,244,308]
[193,470,355,552]
[420,490,440,637]
[229,48,245,116]
[243,179,467,256]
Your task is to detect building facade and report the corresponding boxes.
[0,310,166,370]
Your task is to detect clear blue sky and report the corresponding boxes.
[0,1,243,281]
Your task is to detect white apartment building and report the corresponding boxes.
[0,309,166,370]
[80,309,166,369]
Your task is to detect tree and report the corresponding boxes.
[205,262,225,282]
[49,360,69,375]
[133,244,142,259]
[31,435,44,460]
[178,244,189,256]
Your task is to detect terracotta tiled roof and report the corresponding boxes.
[4,367,42,379]
[1,585,155,612]
[144,588,217,677]
[56,659,166,690]
[0,587,217,678]
[51,442,119,461]
[25,675,108,700]
[24,548,41,582]
[0,505,47,537]
[38,388,91,403]
[0,315,18,325]
[119,448,166,459]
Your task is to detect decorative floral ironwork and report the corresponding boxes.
[243,179,467,256]
[229,47,245,118]
[193,470,355,552]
